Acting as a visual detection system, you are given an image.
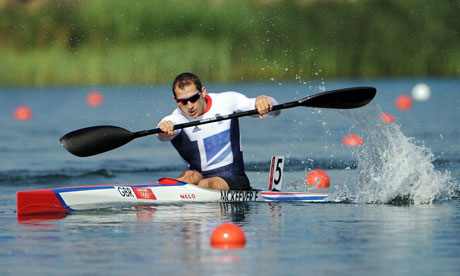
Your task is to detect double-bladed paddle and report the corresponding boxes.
[60,86,376,157]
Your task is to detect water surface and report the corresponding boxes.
[1,78,459,275]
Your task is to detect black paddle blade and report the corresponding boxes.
[60,126,134,157]
[300,87,376,109]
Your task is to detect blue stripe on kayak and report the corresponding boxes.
[53,191,75,211]
[51,182,187,193]
[52,185,116,193]
[262,195,327,201]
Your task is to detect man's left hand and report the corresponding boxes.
[255,95,274,119]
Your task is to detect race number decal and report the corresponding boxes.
[269,156,284,191]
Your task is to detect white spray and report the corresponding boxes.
[345,103,457,204]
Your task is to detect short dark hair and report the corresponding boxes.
[172,72,203,97]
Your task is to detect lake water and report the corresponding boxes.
[1,78,460,275]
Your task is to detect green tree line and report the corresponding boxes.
[1,0,459,85]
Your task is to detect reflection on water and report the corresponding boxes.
[6,198,460,275]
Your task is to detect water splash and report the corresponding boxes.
[346,104,457,204]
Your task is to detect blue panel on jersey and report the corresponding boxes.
[204,129,231,163]
[208,143,232,166]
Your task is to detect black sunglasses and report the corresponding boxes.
[176,90,202,106]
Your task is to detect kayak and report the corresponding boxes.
[16,178,329,216]
[25,87,375,216]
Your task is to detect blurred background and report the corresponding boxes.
[1,0,459,86]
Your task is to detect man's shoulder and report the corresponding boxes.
[209,91,256,112]
[211,91,242,96]
[209,91,248,101]
[161,108,188,122]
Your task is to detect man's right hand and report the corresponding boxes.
[158,120,176,137]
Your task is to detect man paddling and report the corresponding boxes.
[157,72,280,190]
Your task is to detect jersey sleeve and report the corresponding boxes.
[225,91,281,119]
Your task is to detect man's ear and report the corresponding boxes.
[201,86,207,96]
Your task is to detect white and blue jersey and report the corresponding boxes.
[157,92,280,178]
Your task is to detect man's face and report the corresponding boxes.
[174,84,207,118]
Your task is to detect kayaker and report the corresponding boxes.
[157,72,280,190]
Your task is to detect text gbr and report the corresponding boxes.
[118,187,135,198]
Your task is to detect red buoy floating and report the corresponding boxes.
[380,112,396,123]
[13,105,33,121]
[86,91,104,107]
[395,94,412,111]
[342,134,363,146]
[305,169,330,189]
[210,222,246,250]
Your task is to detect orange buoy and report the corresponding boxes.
[305,169,330,189]
[86,91,104,107]
[210,222,246,250]
[13,105,33,121]
[342,134,363,146]
[395,94,412,111]
[380,112,396,123]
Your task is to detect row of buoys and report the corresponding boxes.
[12,91,104,122]
[13,83,429,120]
